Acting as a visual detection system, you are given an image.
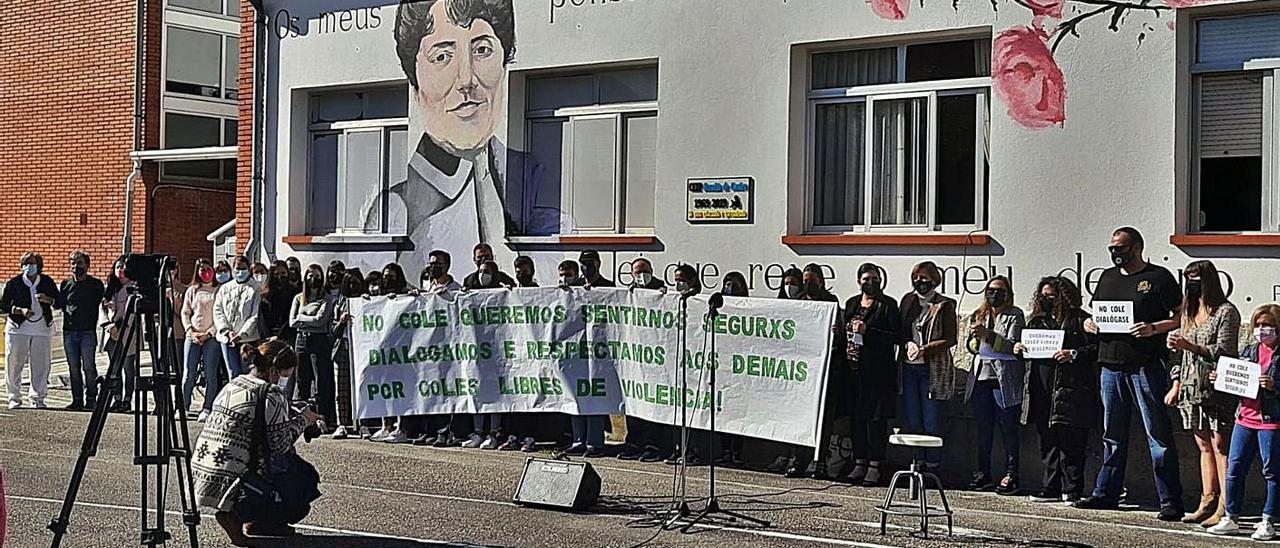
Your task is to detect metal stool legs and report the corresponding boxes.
[876,460,953,538]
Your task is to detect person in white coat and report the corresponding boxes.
[213,256,261,380]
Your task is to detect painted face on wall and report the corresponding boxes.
[415,0,507,155]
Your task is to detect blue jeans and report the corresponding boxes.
[183,339,222,412]
[901,364,942,465]
[63,330,98,405]
[1226,423,1280,519]
[221,342,246,378]
[571,415,607,449]
[971,380,1021,478]
[1092,365,1183,506]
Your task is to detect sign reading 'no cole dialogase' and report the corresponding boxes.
[347,287,837,448]
[687,177,753,224]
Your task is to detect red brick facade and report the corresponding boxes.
[235,0,256,256]
[0,0,233,279]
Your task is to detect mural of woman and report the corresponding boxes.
[365,0,550,278]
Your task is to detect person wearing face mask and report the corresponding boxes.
[617,257,672,462]
[213,256,263,387]
[1015,276,1098,505]
[251,262,270,287]
[460,260,508,449]
[370,263,423,445]
[463,243,515,289]
[898,261,958,473]
[285,256,303,293]
[325,260,346,298]
[465,261,507,291]
[557,261,586,288]
[765,267,809,475]
[102,256,140,413]
[193,340,322,547]
[964,276,1026,495]
[258,262,299,344]
[1165,260,1240,528]
[182,259,224,422]
[3,252,63,410]
[329,269,366,440]
[799,264,845,479]
[513,255,538,288]
[55,250,105,411]
[579,250,615,288]
[363,270,383,297]
[419,250,462,296]
[839,263,902,486]
[1207,304,1280,540]
[664,264,706,466]
[290,264,339,432]
[1076,227,1186,521]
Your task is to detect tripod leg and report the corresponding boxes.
[165,335,202,547]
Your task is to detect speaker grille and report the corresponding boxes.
[514,458,599,509]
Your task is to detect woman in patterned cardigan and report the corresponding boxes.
[192,339,320,546]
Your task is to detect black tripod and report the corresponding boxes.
[680,292,769,531]
[48,256,201,548]
[657,293,693,528]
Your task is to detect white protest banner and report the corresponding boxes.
[349,288,837,447]
[1215,356,1262,399]
[1093,301,1134,334]
[1021,329,1065,359]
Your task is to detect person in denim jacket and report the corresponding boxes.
[1208,304,1280,541]
[965,275,1025,495]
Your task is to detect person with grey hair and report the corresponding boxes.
[2,252,63,409]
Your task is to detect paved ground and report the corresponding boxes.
[2,392,1259,548]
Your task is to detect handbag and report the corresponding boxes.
[232,384,322,524]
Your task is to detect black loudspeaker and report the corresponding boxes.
[513,458,601,510]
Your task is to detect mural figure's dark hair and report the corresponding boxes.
[395,0,516,90]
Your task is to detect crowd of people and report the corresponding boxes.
[5,226,1280,543]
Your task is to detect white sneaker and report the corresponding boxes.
[1208,516,1241,536]
[479,434,498,450]
[1254,520,1276,541]
[331,425,349,440]
[384,429,410,444]
[520,436,537,452]
[8,401,21,410]
[196,410,210,423]
[369,427,393,442]
[462,433,483,448]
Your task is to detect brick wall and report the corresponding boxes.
[235,0,256,257]
[149,186,236,276]
[0,0,159,278]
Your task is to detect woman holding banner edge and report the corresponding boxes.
[1167,260,1240,528]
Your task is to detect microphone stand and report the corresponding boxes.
[681,293,769,531]
[659,292,693,528]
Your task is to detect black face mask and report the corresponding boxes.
[1038,297,1056,314]
[306,275,323,287]
[985,290,1007,308]
[1185,279,1203,301]
[1110,248,1131,267]
[429,264,446,279]
[72,265,86,277]
[861,281,880,296]
[912,279,934,294]
[517,274,534,285]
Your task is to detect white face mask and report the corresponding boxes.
[675,280,690,293]
[479,273,494,287]
[784,284,802,299]
[635,272,654,286]
[253,273,267,285]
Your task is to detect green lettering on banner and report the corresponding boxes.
[361,314,384,332]
[367,382,406,401]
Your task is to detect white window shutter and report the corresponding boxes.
[1199,73,1263,158]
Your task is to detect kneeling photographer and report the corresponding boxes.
[191,339,323,547]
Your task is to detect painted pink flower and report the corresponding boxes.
[1165,0,1214,7]
[867,0,909,20]
[992,26,1067,129]
[1022,0,1065,18]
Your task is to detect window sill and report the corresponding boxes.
[1169,234,1280,247]
[782,233,991,246]
[557,234,659,246]
[282,234,410,246]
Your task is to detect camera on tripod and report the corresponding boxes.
[123,254,178,314]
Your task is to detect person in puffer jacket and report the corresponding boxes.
[213,255,261,382]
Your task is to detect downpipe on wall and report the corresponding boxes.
[245,0,268,262]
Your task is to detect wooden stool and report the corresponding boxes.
[876,434,953,538]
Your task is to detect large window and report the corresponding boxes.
[169,0,238,18]
[306,88,409,236]
[517,67,658,236]
[165,25,238,101]
[1190,12,1280,232]
[807,38,990,232]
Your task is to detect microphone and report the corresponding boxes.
[708,292,724,318]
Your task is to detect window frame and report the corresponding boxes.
[306,116,409,236]
[159,110,238,183]
[165,0,239,20]
[161,20,239,106]
[1189,50,1279,233]
[525,100,659,236]
[804,65,989,234]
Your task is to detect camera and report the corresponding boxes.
[291,400,322,443]
[123,254,177,314]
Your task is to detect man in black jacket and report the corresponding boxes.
[3,252,64,409]
[580,250,615,288]
[56,250,105,410]
[463,243,515,289]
